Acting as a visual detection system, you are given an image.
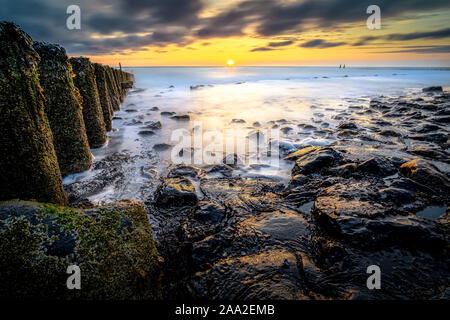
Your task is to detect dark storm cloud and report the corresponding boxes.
[2,0,450,55]
[250,47,276,52]
[352,28,450,46]
[386,28,450,40]
[300,39,346,48]
[377,45,450,53]
[268,40,294,47]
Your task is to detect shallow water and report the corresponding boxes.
[63,66,450,203]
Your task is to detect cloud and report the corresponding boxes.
[300,39,346,48]
[353,27,450,46]
[386,28,450,40]
[379,45,450,53]
[250,47,276,52]
[2,0,450,56]
[268,40,294,47]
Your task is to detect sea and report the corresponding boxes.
[63,67,450,203]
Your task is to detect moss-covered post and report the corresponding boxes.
[93,63,113,131]
[70,57,107,148]
[34,42,92,175]
[104,66,121,111]
[0,22,67,205]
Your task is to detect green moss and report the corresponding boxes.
[33,42,92,176]
[0,22,67,205]
[0,200,162,300]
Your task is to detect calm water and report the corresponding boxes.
[64,67,450,203]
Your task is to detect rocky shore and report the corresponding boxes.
[0,21,448,300]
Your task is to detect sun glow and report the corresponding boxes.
[227,59,235,66]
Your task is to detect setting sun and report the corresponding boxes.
[227,59,234,67]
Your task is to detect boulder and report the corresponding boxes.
[356,157,397,177]
[33,42,92,176]
[70,57,107,148]
[0,200,161,299]
[0,22,67,205]
[399,159,450,194]
[155,178,198,207]
[422,86,443,92]
[292,147,341,175]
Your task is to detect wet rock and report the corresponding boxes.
[161,111,175,116]
[194,202,226,224]
[329,163,357,178]
[171,114,190,121]
[284,145,318,161]
[0,22,67,205]
[0,200,161,299]
[155,178,198,208]
[379,187,415,204]
[379,129,402,137]
[231,119,246,124]
[252,121,261,127]
[415,124,440,133]
[93,63,113,131]
[222,153,244,167]
[409,133,448,144]
[70,57,107,148]
[337,121,358,130]
[168,164,202,178]
[292,147,341,175]
[399,159,450,194]
[281,126,294,134]
[33,42,92,176]
[138,130,155,135]
[423,86,443,92]
[150,106,159,111]
[153,143,172,151]
[356,157,397,176]
[143,121,162,129]
[202,164,233,177]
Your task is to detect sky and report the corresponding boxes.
[2,0,450,67]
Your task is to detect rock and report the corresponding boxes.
[356,157,397,177]
[337,121,358,130]
[292,147,341,175]
[138,130,155,135]
[155,178,198,207]
[33,42,92,176]
[222,153,244,167]
[329,163,357,178]
[231,119,245,124]
[399,159,450,194]
[0,22,67,205]
[252,121,261,127]
[379,129,402,137]
[284,146,318,161]
[0,200,161,299]
[422,86,443,92]
[161,111,175,116]
[379,187,415,204]
[168,164,202,178]
[171,114,190,121]
[153,143,172,151]
[150,106,159,111]
[70,57,107,148]
[93,63,113,131]
[280,127,293,134]
[194,202,226,224]
[143,121,162,130]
